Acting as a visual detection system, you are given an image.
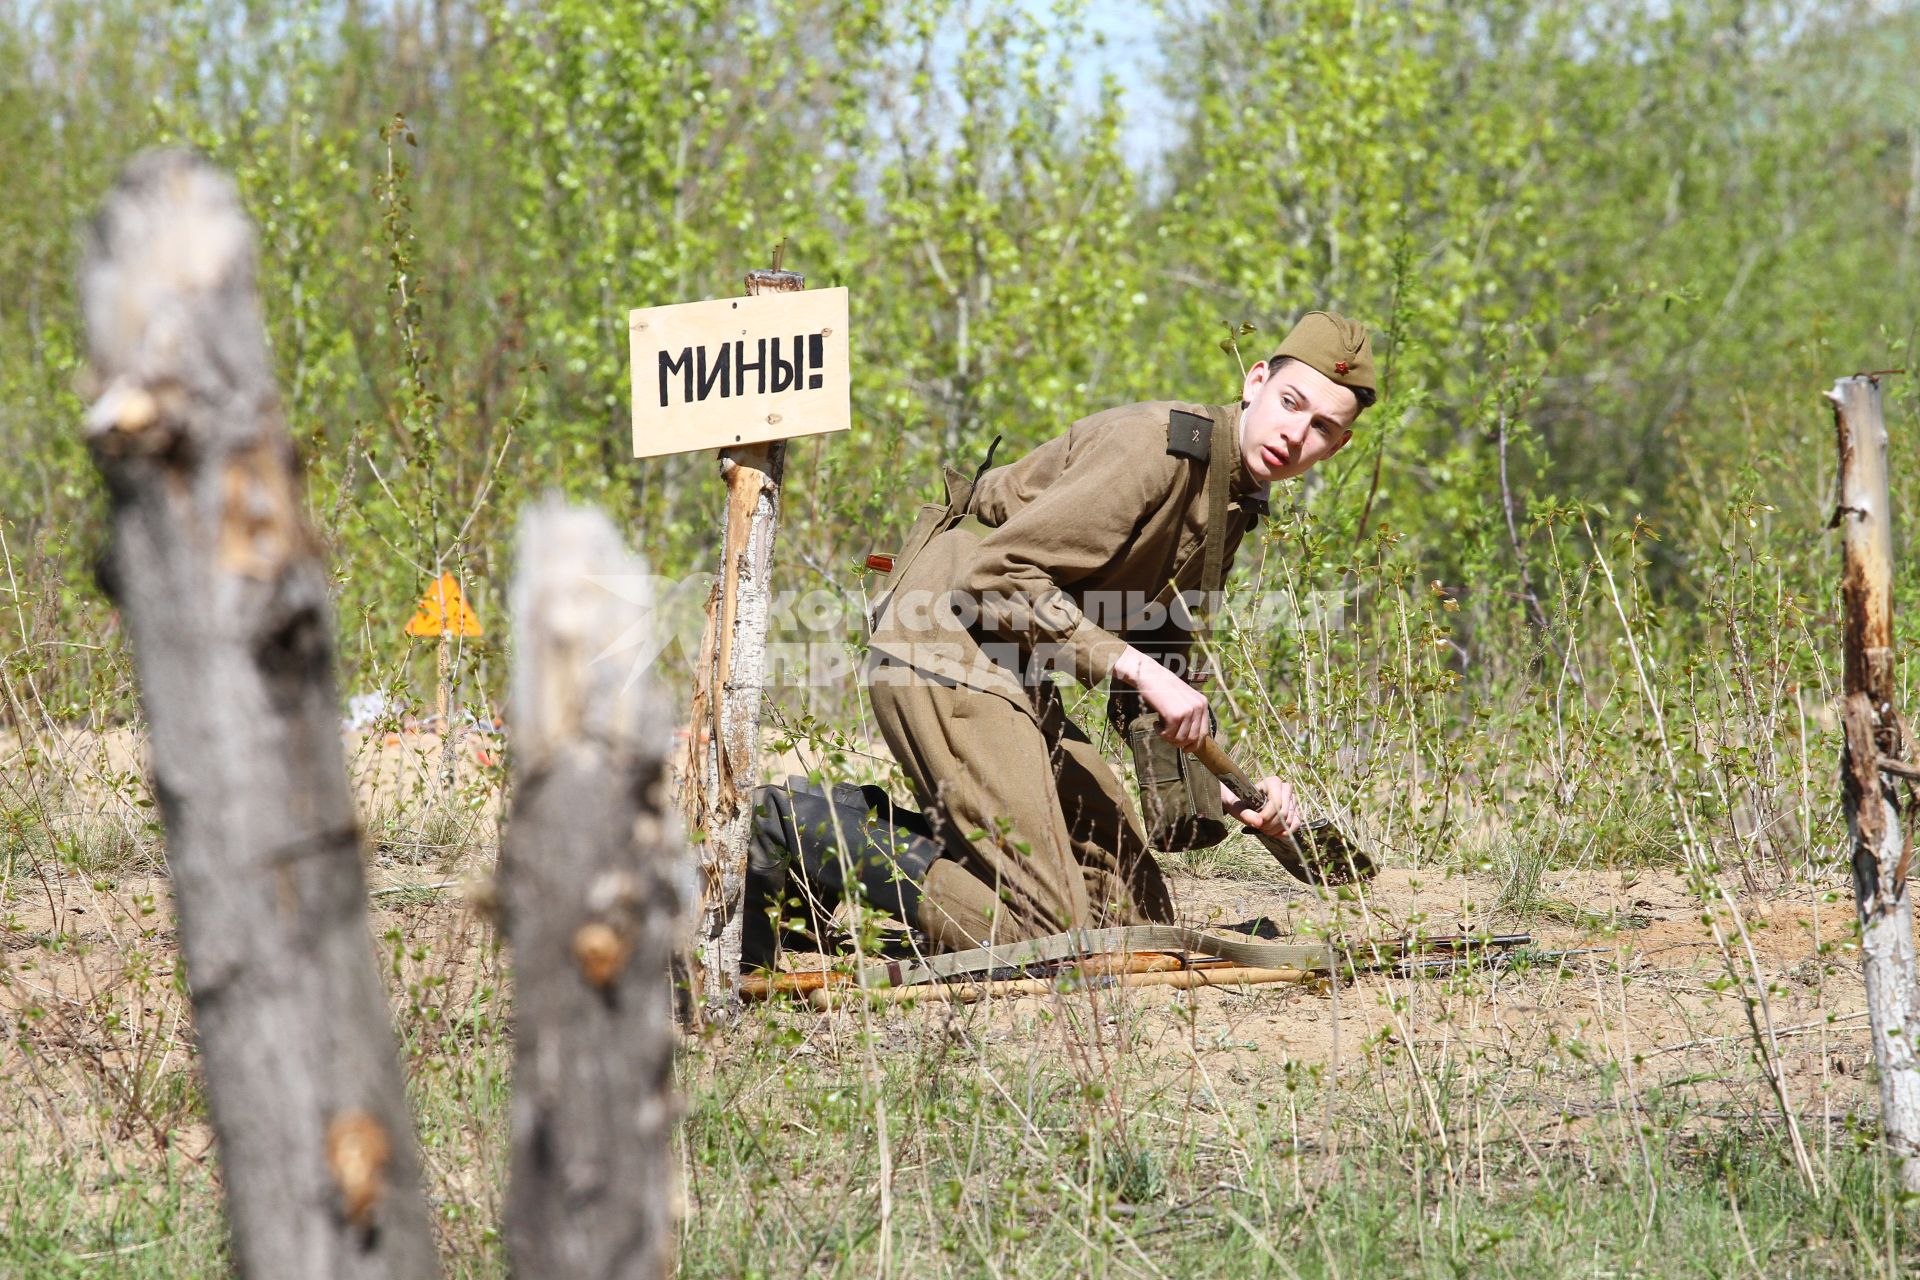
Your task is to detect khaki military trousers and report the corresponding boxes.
[870,675,1176,949]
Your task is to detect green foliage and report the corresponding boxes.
[8,5,1920,1264]
[3,0,1917,722]
[0,0,1910,969]
[0,0,1911,943]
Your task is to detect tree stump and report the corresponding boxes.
[80,150,437,1278]
[501,501,683,1278]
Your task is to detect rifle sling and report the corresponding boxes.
[1149,409,1235,621]
[1200,411,1231,611]
[875,924,1337,988]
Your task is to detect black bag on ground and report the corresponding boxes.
[742,777,944,970]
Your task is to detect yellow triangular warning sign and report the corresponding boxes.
[404,573,483,638]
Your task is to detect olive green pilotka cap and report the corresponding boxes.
[1273,311,1377,410]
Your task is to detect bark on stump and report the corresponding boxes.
[79,150,437,1277]
[685,266,804,1019]
[501,502,682,1278]
[1830,373,1920,1191]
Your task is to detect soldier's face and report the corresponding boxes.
[1238,358,1358,484]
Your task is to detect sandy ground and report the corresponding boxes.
[0,724,1889,1171]
[4,857,1873,1072]
[760,859,1883,1148]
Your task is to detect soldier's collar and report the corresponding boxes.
[1211,402,1272,517]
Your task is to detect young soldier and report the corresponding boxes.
[863,311,1376,950]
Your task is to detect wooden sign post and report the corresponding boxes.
[1830,373,1920,1190]
[629,265,850,1019]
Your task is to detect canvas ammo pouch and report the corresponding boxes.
[1113,694,1228,851]
[1111,408,1235,852]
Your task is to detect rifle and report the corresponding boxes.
[743,931,1549,1005]
[1190,736,1376,886]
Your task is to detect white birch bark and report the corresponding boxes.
[686,267,804,1019]
[1830,373,1920,1190]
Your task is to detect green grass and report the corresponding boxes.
[666,1003,1916,1279]
[0,1148,226,1279]
[6,957,1915,1279]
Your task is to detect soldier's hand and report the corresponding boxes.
[1113,647,1211,750]
[1224,775,1303,838]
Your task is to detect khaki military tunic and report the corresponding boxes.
[867,400,1268,948]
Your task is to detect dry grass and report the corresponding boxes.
[1,506,1914,1275]
[1,723,1911,1275]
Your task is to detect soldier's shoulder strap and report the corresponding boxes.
[1167,407,1213,461]
[1201,412,1231,599]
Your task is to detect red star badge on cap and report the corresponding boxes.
[1334,360,1350,375]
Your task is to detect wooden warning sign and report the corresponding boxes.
[628,287,850,458]
[404,573,483,638]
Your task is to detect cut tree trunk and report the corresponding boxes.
[685,266,804,1019]
[1830,373,1920,1191]
[79,150,437,1277]
[501,502,683,1278]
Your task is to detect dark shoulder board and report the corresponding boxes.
[1167,409,1212,461]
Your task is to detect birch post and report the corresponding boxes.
[437,628,455,791]
[79,151,437,1277]
[685,265,804,1017]
[501,502,682,1278]
[1830,372,1920,1190]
